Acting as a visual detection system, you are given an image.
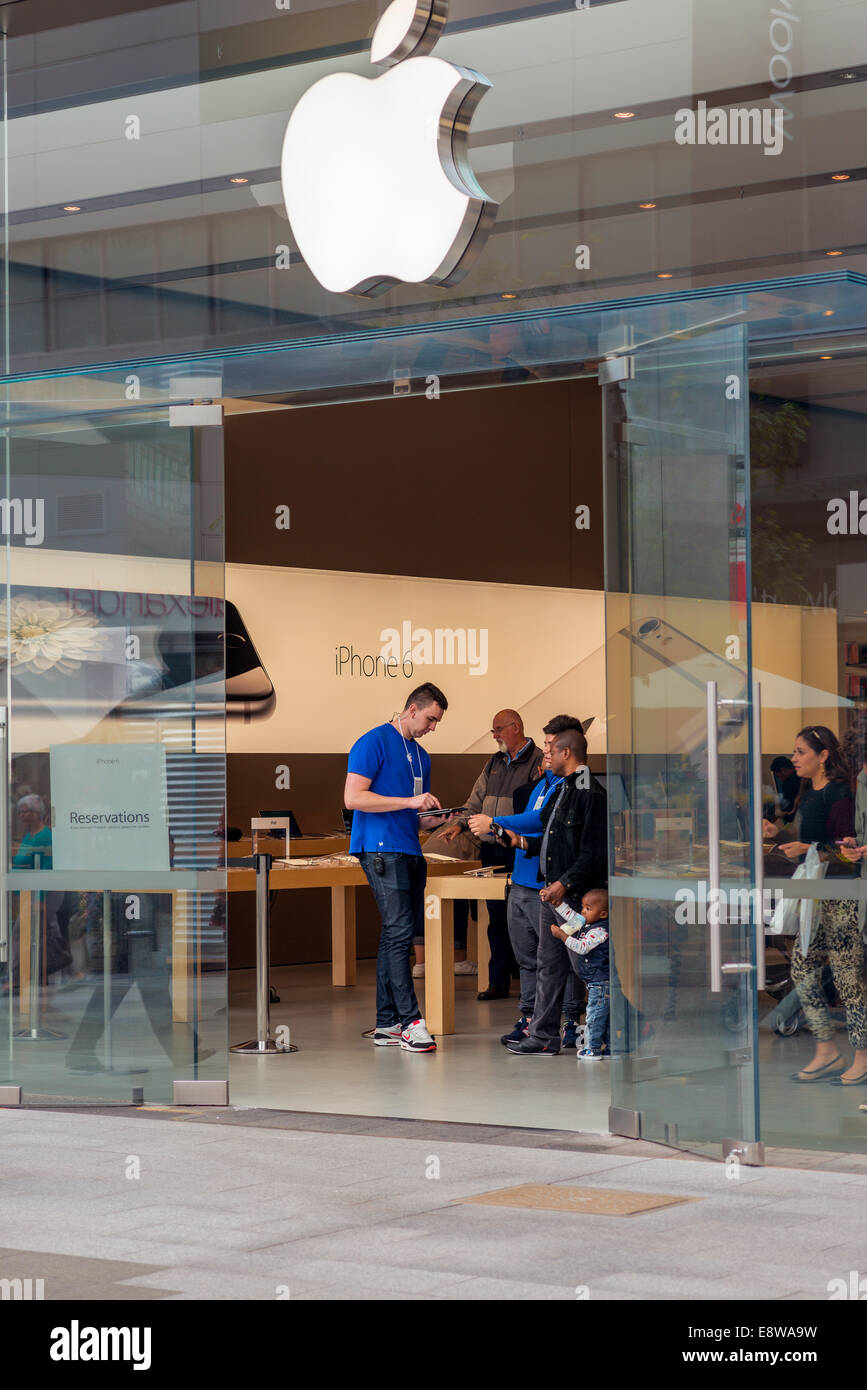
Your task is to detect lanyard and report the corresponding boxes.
[394,717,423,789]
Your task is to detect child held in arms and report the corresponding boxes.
[549,888,610,1060]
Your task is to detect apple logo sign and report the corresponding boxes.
[281,0,497,297]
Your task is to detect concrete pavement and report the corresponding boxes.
[1,1105,866,1300]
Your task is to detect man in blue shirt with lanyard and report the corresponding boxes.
[344,683,450,1053]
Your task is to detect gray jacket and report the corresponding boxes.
[460,740,543,843]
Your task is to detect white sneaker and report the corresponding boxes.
[454,960,477,976]
[411,963,425,978]
[373,1023,402,1046]
[400,1018,437,1052]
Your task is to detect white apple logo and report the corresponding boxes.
[281,0,497,296]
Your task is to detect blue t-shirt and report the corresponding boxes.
[495,771,562,889]
[348,722,431,855]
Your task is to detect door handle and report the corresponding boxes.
[707,680,765,994]
[751,680,766,991]
[706,681,722,993]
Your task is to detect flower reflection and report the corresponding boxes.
[0,597,111,675]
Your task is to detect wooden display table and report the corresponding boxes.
[232,834,350,858]
[227,856,481,991]
[424,873,509,1035]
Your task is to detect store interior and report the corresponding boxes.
[221,327,867,1146]
[222,370,613,1131]
[2,287,866,1149]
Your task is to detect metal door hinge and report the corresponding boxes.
[169,376,223,427]
[722,1138,765,1166]
[609,1105,641,1139]
[598,356,634,386]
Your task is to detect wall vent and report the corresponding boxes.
[56,492,106,535]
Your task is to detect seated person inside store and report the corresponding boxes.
[549,888,610,1060]
[13,794,53,868]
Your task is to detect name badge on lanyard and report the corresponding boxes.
[395,719,424,801]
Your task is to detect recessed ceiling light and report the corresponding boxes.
[501,293,517,299]
[639,202,657,209]
[839,71,858,80]
[831,173,851,181]
[229,176,249,185]
[613,111,636,120]
[824,309,835,316]
[826,249,844,256]
[820,354,833,360]
[657,272,673,279]
[62,204,81,212]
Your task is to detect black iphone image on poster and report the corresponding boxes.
[0,588,275,720]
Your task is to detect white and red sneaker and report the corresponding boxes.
[373,1023,402,1046]
[400,1018,437,1052]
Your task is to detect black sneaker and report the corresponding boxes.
[506,1037,560,1057]
[562,1021,579,1050]
[500,1015,530,1046]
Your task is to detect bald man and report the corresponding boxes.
[442,710,542,999]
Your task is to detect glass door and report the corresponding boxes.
[602,309,763,1160]
[0,396,227,1103]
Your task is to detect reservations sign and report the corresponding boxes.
[49,743,170,872]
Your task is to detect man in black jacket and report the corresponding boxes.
[506,726,607,1056]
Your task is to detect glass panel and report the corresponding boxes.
[3,0,867,373]
[750,316,867,1152]
[0,402,226,1102]
[603,312,759,1156]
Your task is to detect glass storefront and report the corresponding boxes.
[0,394,226,1101]
[2,275,865,1157]
[1,0,867,1158]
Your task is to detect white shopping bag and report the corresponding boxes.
[767,843,827,954]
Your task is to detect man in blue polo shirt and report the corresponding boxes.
[344,682,449,1053]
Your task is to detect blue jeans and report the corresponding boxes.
[359,852,425,1029]
[585,980,610,1053]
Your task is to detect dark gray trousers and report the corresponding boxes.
[527,898,574,1045]
[509,885,581,1025]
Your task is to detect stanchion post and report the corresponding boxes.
[231,851,297,1055]
[255,852,270,1045]
[102,888,112,1069]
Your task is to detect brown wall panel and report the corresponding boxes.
[226,378,603,590]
